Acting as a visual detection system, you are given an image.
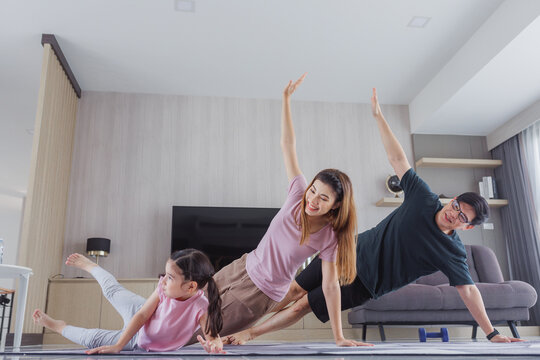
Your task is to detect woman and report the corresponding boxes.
[191,74,362,347]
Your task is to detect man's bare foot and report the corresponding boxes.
[66,253,97,272]
[223,329,253,345]
[33,309,67,334]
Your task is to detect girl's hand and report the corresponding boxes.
[336,338,374,347]
[283,73,307,99]
[197,334,226,354]
[371,88,383,119]
[85,344,123,354]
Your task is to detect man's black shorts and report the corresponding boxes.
[295,256,372,323]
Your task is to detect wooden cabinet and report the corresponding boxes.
[43,278,158,344]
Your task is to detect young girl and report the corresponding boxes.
[33,249,224,354]
[189,73,363,347]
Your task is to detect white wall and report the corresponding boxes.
[487,98,540,150]
[62,91,412,278]
[0,193,24,288]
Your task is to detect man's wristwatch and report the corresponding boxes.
[486,329,500,340]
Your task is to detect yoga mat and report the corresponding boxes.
[3,341,540,356]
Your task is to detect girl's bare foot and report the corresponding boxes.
[223,328,253,345]
[66,253,97,272]
[33,309,67,334]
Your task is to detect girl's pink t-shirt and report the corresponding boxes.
[137,278,208,351]
[246,174,338,302]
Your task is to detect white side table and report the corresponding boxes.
[0,265,32,352]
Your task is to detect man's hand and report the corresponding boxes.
[490,334,525,343]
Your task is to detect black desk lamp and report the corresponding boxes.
[86,238,111,265]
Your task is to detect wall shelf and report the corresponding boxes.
[415,157,502,168]
[376,197,508,208]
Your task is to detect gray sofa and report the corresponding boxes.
[348,245,537,341]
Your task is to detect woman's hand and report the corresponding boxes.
[197,334,226,354]
[283,73,307,99]
[371,88,383,119]
[85,344,123,354]
[336,337,374,347]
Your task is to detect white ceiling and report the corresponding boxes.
[413,16,540,135]
[410,1,540,136]
[2,0,540,194]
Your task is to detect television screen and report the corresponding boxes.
[171,206,280,271]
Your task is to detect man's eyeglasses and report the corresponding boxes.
[451,199,470,224]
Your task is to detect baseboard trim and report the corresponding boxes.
[4,333,44,346]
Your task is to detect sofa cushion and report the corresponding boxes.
[476,281,537,308]
[355,281,537,311]
[466,245,480,282]
[359,284,444,311]
[470,245,504,283]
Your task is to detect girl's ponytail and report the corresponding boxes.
[205,276,223,338]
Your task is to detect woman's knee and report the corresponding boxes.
[290,281,308,300]
[291,294,311,315]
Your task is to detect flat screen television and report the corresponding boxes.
[171,206,280,271]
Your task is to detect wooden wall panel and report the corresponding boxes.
[63,91,412,278]
[17,43,78,332]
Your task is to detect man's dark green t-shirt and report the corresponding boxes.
[356,168,474,299]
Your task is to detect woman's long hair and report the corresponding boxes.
[296,169,357,285]
[170,249,223,338]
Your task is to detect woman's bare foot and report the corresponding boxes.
[66,253,97,272]
[223,328,253,345]
[33,309,67,334]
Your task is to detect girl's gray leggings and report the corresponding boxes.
[62,266,146,350]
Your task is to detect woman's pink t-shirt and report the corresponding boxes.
[246,174,338,302]
[137,278,208,351]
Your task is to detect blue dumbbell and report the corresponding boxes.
[419,327,449,342]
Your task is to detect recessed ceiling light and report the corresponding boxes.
[175,0,195,12]
[407,16,431,28]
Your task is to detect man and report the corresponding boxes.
[224,89,522,345]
